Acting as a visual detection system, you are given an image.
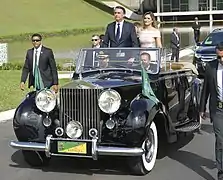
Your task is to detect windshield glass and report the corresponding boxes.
[75,48,161,74]
[202,32,223,46]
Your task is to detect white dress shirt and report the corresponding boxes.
[115,20,124,39]
[217,62,223,101]
[33,45,42,74]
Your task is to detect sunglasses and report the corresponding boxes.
[92,39,99,41]
[32,39,41,42]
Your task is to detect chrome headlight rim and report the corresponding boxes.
[98,89,121,114]
[66,121,83,139]
[35,89,57,113]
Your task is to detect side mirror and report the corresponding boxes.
[196,42,201,46]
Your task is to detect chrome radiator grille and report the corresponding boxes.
[59,88,101,139]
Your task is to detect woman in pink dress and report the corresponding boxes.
[138,12,162,48]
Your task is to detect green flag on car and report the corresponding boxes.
[141,65,159,104]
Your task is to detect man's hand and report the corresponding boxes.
[20,82,25,91]
[127,57,135,64]
[199,112,206,119]
[52,85,59,93]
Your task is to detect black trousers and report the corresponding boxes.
[194,30,200,44]
[171,48,179,62]
[212,108,223,180]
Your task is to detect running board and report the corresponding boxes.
[174,121,201,132]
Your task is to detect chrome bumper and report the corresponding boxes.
[10,135,144,160]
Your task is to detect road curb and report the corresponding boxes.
[0,109,16,122]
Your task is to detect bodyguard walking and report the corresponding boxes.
[20,33,59,93]
[200,42,223,180]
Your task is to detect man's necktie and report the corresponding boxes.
[222,70,223,101]
[115,23,120,42]
[34,50,38,74]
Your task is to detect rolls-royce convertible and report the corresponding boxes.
[10,47,202,175]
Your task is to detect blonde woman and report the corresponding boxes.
[138,12,162,48]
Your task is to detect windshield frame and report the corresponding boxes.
[75,47,162,75]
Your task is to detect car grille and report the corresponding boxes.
[200,54,216,61]
[59,88,102,139]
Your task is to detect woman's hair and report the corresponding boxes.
[133,22,141,27]
[142,11,158,29]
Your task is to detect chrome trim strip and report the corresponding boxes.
[50,153,92,158]
[97,146,144,156]
[45,135,52,157]
[10,141,45,151]
[10,137,145,158]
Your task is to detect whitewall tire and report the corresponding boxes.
[129,121,158,175]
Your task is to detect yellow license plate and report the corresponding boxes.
[57,141,87,154]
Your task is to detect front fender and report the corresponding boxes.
[123,97,159,146]
[13,91,58,142]
[127,97,159,128]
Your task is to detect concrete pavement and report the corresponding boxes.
[0,116,217,180]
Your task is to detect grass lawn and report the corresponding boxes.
[0,70,71,112]
[0,0,112,36]
[8,31,104,61]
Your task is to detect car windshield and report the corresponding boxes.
[202,32,223,46]
[75,48,161,74]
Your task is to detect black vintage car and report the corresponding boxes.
[10,47,202,175]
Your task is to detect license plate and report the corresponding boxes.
[57,141,87,154]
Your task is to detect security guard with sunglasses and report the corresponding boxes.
[200,42,223,180]
[20,33,59,93]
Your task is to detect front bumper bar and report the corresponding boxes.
[10,135,144,160]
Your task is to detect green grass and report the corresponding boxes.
[8,31,104,61]
[0,70,71,112]
[0,0,112,36]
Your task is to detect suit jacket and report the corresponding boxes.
[102,21,139,48]
[192,22,201,31]
[170,32,180,49]
[200,60,219,114]
[21,46,58,88]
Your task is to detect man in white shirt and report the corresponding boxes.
[102,6,139,48]
[200,42,223,180]
[20,33,58,92]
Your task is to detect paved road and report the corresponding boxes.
[0,117,217,180]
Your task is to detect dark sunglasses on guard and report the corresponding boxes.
[32,39,41,42]
[92,39,99,41]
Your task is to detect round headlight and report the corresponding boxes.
[66,121,83,139]
[98,89,121,114]
[35,89,57,113]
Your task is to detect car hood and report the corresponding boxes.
[196,46,216,54]
[61,72,141,89]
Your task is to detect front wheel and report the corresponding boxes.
[129,121,158,175]
[22,150,50,167]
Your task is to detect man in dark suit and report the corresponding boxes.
[20,33,59,93]
[102,6,139,48]
[200,42,223,180]
[170,27,180,62]
[192,17,201,44]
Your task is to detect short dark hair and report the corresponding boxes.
[140,52,151,59]
[99,34,104,39]
[31,33,42,40]
[216,42,223,51]
[114,6,126,14]
[92,34,99,38]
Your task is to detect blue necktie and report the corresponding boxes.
[116,23,120,41]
